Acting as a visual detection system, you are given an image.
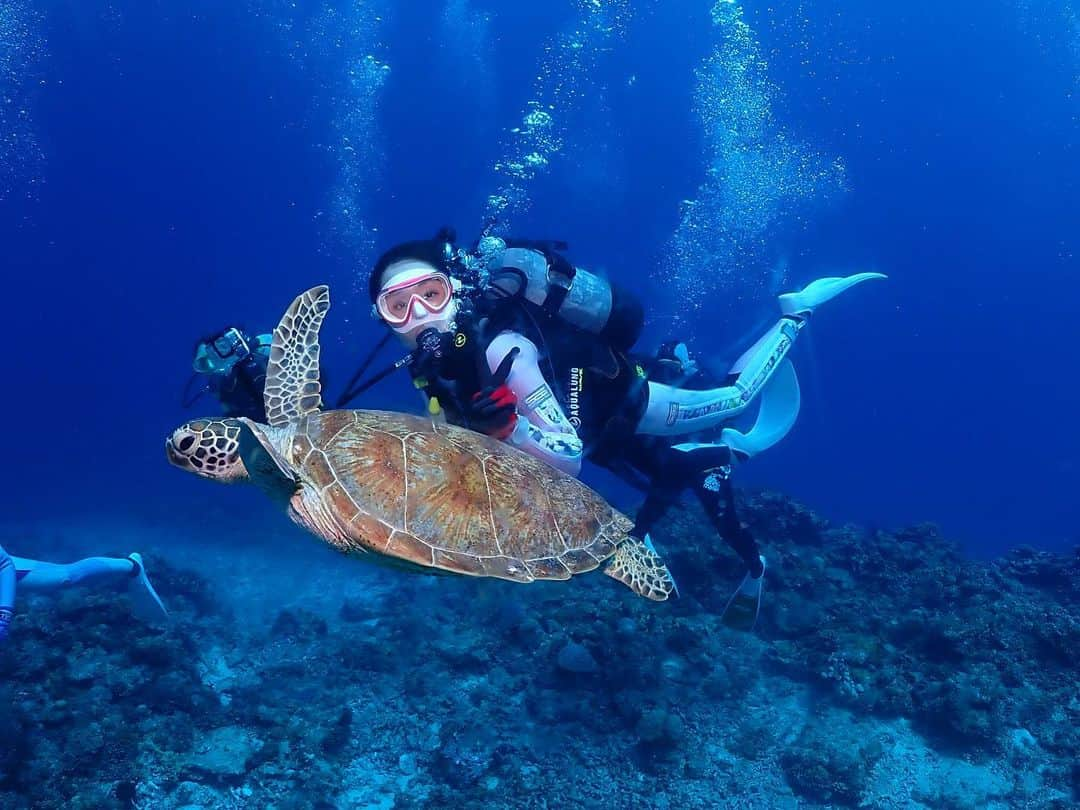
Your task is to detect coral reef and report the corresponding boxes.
[0,491,1076,808]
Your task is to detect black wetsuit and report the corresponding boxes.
[210,353,269,422]
[407,301,763,578]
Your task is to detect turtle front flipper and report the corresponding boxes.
[265,285,331,427]
[236,419,297,506]
[604,537,677,601]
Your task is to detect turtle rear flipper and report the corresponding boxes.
[604,537,676,601]
[265,285,331,427]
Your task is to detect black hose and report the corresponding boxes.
[181,374,211,409]
[334,332,394,407]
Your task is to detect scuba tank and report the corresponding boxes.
[484,243,644,352]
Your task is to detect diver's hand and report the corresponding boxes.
[469,349,520,440]
[0,608,13,642]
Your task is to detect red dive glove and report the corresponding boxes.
[468,348,520,440]
[470,385,518,439]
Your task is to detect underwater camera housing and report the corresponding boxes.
[211,327,252,363]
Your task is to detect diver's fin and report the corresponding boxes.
[779,272,886,318]
[721,359,801,461]
[265,285,331,427]
[721,555,765,632]
[605,537,677,601]
[127,553,169,622]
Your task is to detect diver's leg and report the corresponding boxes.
[15,557,135,592]
[636,272,884,437]
[689,462,766,631]
[637,317,802,434]
[18,554,167,618]
[690,466,763,577]
[631,484,681,539]
[608,439,680,537]
[603,439,688,595]
[0,550,15,640]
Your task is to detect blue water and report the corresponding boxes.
[1,2,1078,807]
[3,0,1075,552]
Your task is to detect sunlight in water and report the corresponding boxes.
[0,0,45,204]
[662,0,846,328]
[438,0,494,97]
[1015,0,1080,88]
[255,0,390,286]
[481,0,633,238]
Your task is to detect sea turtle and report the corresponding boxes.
[166,285,675,601]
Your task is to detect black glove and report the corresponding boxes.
[467,348,520,439]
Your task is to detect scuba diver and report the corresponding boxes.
[0,542,167,642]
[346,228,885,630]
[183,327,273,422]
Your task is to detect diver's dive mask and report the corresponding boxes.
[193,327,252,375]
[375,271,454,326]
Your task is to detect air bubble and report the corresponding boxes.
[0,0,45,204]
[252,0,390,278]
[481,1,633,237]
[658,0,846,326]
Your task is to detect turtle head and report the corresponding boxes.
[165,418,249,482]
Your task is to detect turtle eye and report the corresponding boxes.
[177,434,196,453]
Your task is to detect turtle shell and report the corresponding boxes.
[288,409,632,583]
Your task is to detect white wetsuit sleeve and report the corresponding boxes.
[486,332,583,476]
